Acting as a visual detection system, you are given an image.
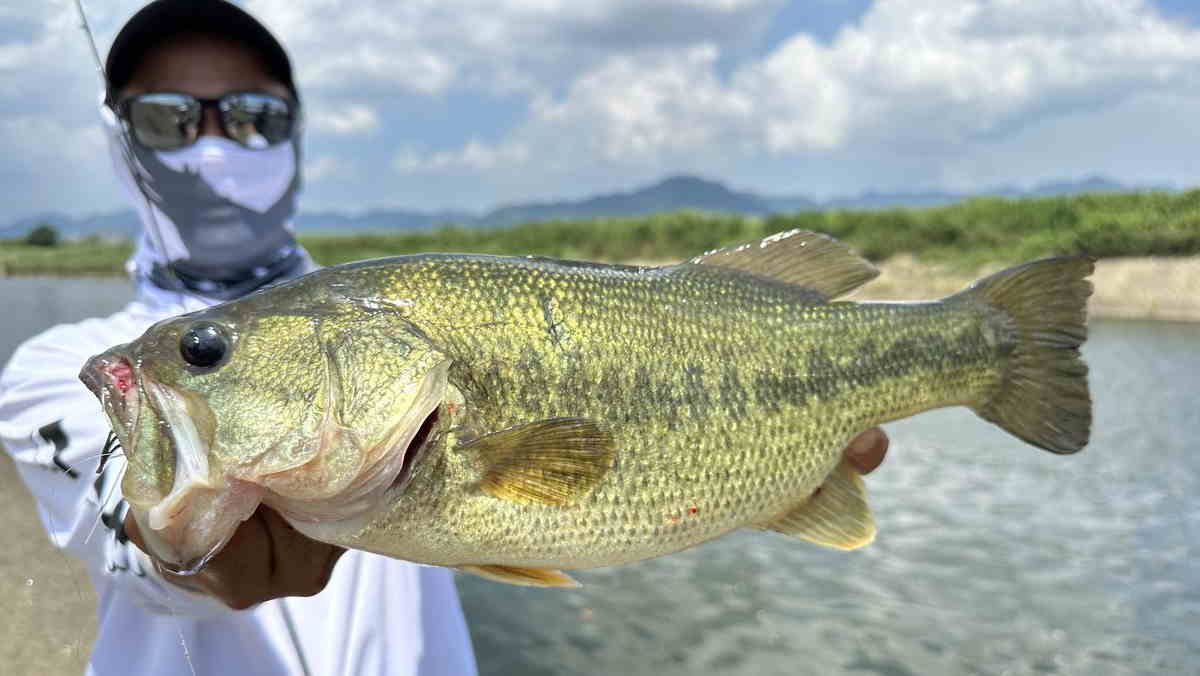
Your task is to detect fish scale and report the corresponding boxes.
[320,256,1013,568]
[81,230,1093,584]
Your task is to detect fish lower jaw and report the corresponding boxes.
[136,478,264,575]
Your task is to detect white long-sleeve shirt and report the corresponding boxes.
[0,278,478,676]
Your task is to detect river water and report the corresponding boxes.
[1,277,1196,675]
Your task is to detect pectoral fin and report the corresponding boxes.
[756,459,876,550]
[459,564,580,588]
[465,417,615,506]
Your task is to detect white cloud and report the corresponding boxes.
[304,154,352,181]
[0,114,117,212]
[245,0,785,95]
[306,103,380,135]
[5,0,1200,221]
[392,46,753,177]
[786,0,1200,148]
[394,139,530,172]
[391,0,1200,195]
[0,116,105,162]
[0,1,154,218]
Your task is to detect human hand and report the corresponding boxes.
[844,427,889,475]
[125,504,345,610]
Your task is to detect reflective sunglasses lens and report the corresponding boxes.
[126,94,200,150]
[220,93,295,149]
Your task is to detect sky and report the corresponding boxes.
[2,0,1200,223]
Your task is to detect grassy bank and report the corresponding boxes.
[303,189,1200,269]
[4,189,1199,276]
[0,238,132,276]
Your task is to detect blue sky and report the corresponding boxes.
[2,0,1200,223]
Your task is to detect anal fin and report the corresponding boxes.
[756,459,876,550]
[459,564,580,588]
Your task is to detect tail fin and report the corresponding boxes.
[953,256,1095,454]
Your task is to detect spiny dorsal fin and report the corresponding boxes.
[755,458,876,550]
[690,229,879,300]
[466,417,615,506]
[459,564,580,588]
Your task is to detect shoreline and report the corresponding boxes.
[851,255,1200,323]
[3,254,1198,323]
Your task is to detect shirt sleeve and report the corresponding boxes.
[0,322,233,619]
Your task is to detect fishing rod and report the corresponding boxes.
[73,0,106,78]
[71,0,181,293]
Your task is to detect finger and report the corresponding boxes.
[260,507,346,599]
[123,512,144,551]
[844,427,888,475]
[199,507,274,609]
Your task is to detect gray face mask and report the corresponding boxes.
[103,104,305,298]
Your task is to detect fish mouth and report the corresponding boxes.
[131,475,263,576]
[80,352,252,574]
[135,382,260,575]
[80,351,141,451]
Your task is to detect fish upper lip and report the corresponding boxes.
[79,361,104,398]
[80,352,140,429]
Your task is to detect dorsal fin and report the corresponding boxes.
[689,229,879,300]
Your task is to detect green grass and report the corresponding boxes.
[299,189,1200,270]
[0,237,132,276]
[4,189,1200,277]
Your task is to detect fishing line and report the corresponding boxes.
[167,600,199,676]
[97,429,122,474]
[72,0,104,76]
[69,449,126,465]
[84,459,125,546]
[278,601,315,676]
[69,3,198,672]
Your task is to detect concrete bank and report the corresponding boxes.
[854,255,1200,323]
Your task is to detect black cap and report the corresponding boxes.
[105,0,297,105]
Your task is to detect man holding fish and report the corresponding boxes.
[0,0,897,673]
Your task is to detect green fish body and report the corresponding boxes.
[80,231,1093,586]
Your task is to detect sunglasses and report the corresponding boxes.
[117,91,299,151]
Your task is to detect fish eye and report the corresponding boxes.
[179,322,229,370]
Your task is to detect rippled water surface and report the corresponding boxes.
[457,320,1200,676]
[1,278,1197,675]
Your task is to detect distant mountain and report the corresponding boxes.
[0,207,474,239]
[2,174,1159,239]
[812,175,1133,211]
[293,208,475,233]
[0,210,141,239]
[483,175,776,226]
[1023,176,1127,197]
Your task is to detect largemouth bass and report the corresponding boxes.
[80,230,1093,586]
